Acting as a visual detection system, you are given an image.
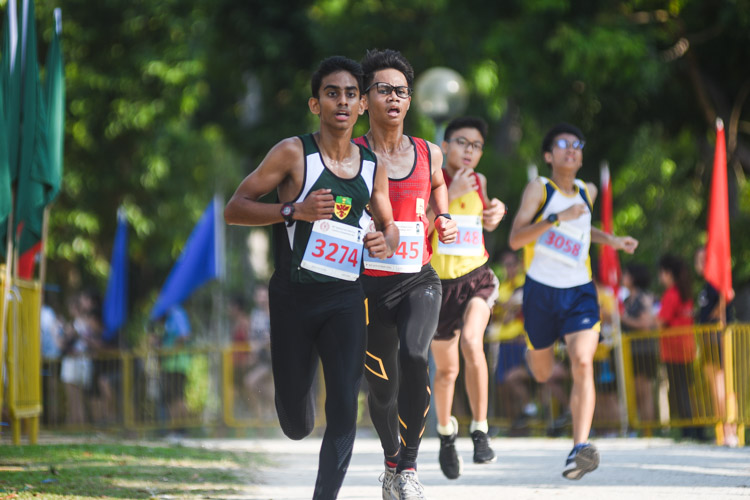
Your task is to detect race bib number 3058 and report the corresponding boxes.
[437,214,484,256]
[535,222,588,267]
[301,220,364,281]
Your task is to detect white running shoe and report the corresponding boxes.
[395,469,427,500]
[379,466,398,500]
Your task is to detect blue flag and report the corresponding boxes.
[102,208,128,342]
[149,197,224,321]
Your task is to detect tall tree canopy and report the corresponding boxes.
[7,0,747,320]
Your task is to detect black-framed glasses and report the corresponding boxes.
[554,138,585,150]
[448,136,484,152]
[365,82,413,99]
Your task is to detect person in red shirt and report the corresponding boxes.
[657,254,698,437]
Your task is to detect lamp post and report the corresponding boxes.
[414,67,469,144]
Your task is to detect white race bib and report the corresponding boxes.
[437,214,483,256]
[535,221,589,267]
[301,220,364,281]
[364,221,424,273]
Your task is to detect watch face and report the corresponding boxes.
[282,206,292,216]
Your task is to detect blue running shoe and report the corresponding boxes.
[562,443,599,480]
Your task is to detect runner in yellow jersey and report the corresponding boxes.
[426,116,506,479]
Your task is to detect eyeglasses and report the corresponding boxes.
[365,82,413,99]
[448,136,484,152]
[554,138,585,150]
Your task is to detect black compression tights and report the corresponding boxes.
[269,279,366,500]
[363,267,441,470]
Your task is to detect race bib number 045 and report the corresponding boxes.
[437,214,483,256]
[364,221,424,273]
[535,221,588,267]
[301,219,364,281]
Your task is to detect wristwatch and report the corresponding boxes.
[281,202,295,226]
[435,213,452,222]
[546,213,559,224]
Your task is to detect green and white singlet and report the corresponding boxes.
[273,133,377,284]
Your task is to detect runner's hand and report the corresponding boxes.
[448,168,478,200]
[483,198,506,227]
[436,216,457,244]
[558,203,588,222]
[615,236,639,254]
[364,231,390,259]
[296,189,335,221]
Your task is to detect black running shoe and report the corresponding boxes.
[438,416,463,479]
[562,443,600,480]
[471,430,496,464]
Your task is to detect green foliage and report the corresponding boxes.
[9,0,747,325]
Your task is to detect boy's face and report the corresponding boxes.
[308,70,364,129]
[363,68,411,126]
[544,132,583,170]
[442,127,484,170]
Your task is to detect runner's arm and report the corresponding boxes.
[508,180,549,250]
[366,161,399,258]
[427,143,457,243]
[224,138,335,226]
[479,173,506,232]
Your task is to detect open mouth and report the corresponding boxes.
[387,105,400,117]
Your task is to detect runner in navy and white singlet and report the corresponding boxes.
[509,122,638,480]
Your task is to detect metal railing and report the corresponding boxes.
[5,322,749,445]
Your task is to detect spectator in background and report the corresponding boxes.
[245,285,274,419]
[694,246,738,446]
[592,279,621,436]
[489,251,532,429]
[621,263,658,426]
[230,293,251,395]
[41,290,64,425]
[78,290,117,426]
[160,305,192,427]
[657,254,699,440]
[60,291,96,426]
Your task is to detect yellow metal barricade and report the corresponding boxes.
[3,278,42,444]
[621,323,746,445]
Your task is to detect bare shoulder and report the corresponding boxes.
[269,137,304,163]
[426,141,444,172]
[585,181,598,203]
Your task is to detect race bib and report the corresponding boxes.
[535,221,588,267]
[364,221,424,273]
[437,214,483,256]
[301,220,364,281]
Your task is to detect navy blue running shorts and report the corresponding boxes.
[522,275,600,350]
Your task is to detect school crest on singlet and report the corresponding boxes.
[334,196,352,219]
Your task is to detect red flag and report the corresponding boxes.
[598,162,621,290]
[17,241,41,279]
[705,118,734,301]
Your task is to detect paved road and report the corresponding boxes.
[186,434,750,499]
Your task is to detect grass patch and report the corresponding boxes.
[0,442,265,499]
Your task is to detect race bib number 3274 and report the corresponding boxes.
[301,220,364,281]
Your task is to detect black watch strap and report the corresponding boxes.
[281,202,295,226]
[435,213,452,222]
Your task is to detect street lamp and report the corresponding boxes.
[414,67,469,143]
